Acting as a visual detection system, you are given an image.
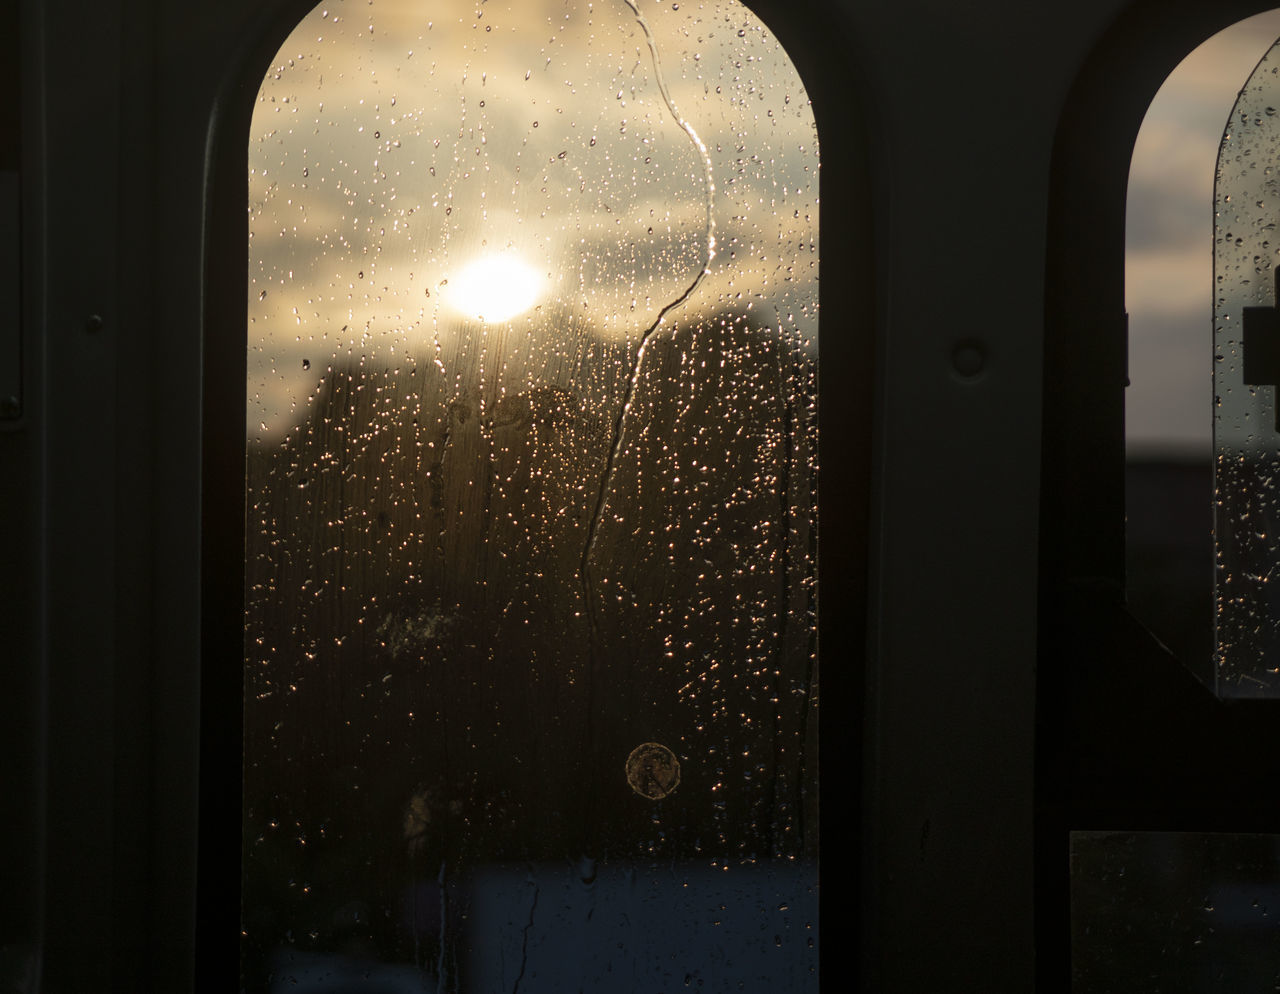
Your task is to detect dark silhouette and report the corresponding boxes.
[241,310,819,977]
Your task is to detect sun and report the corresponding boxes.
[443,253,545,323]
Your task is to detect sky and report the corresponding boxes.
[248,0,818,441]
[1126,8,1280,455]
[248,3,1280,453]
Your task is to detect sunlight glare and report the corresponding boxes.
[444,254,545,323]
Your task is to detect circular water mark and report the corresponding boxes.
[625,742,681,800]
[950,338,988,381]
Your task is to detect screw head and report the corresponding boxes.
[951,339,987,380]
[0,395,20,419]
[85,314,104,333]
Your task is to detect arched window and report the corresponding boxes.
[236,1,835,987]
[1044,3,1280,987]
[1125,12,1280,692]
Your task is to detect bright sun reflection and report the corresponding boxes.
[444,254,545,323]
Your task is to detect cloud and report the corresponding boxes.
[1126,10,1280,448]
[247,0,818,438]
[1126,247,1210,316]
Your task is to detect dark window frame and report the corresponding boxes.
[197,1,876,988]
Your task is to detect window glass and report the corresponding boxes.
[1215,33,1280,697]
[244,0,819,987]
[1126,12,1280,689]
[1071,831,1280,991]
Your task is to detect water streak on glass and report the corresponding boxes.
[243,1,819,988]
[582,0,717,581]
[1215,38,1280,697]
[577,0,719,840]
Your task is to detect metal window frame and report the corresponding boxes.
[196,3,872,989]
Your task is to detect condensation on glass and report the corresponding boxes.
[1215,39,1280,698]
[243,1,819,989]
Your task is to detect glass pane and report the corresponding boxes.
[1071,831,1280,992]
[243,1,819,989]
[1214,37,1280,697]
[1125,14,1280,687]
